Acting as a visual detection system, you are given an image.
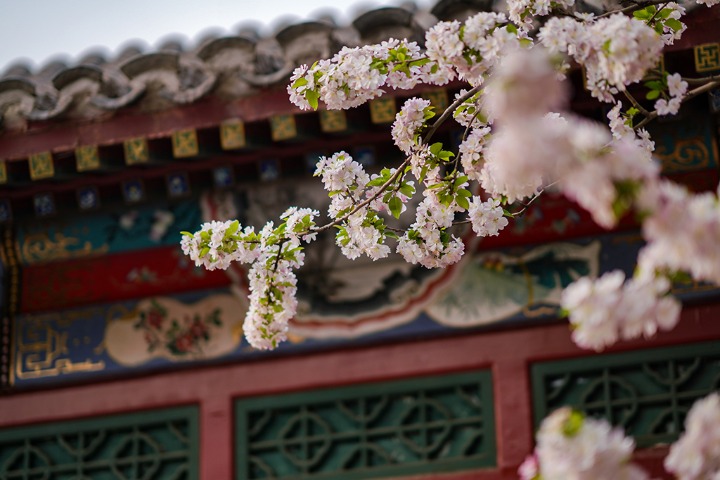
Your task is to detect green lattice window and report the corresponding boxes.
[0,406,198,480]
[235,371,496,479]
[531,341,720,447]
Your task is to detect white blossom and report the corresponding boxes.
[561,271,680,351]
[665,393,720,480]
[532,408,649,480]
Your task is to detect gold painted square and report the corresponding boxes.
[123,138,149,165]
[694,43,720,73]
[370,97,396,124]
[220,119,246,150]
[29,152,54,180]
[270,114,297,141]
[0,160,6,184]
[319,110,347,133]
[75,145,100,172]
[422,89,449,113]
[172,129,199,158]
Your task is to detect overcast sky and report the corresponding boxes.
[0,0,433,73]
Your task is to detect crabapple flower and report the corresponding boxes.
[468,196,508,237]
[392,98,432,155]
[561,271,680,351]
[181,220,261,270]
[664,392,720,480]
[484,48,567,120]
[244,243,302,350]
[507,0,575,30]
[459,126,492,181]
[396,196,465,268]
[655,72,688,115]
[530,407,649,480]
[637,181,720,285]
[539,15,664,102]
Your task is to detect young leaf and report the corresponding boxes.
[388,196,403,219]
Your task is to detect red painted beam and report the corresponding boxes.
[1,303,719,479]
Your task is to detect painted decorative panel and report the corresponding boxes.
[694,43,720,72]
[12,290,244,387]
[12,230,720,387]
[651,113,718,173]
[235,371,496,479]
[531,341,720,447]
[0,407,198,479]
[15,198,202,265]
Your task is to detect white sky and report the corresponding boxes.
[0,0,434,73]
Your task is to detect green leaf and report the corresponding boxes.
[562,411,585,437]
[658,7,672,19]
[430,142,443,156]
[388,196,403,219]
[633,8,650,19]
[602,39,612,54]
[226,220,239,236]
[644,80,663,90]
[626,107,639,117]
[665,18,683,32]
[180,231,194,237]
[409,58,431,68]
[384,231,399,240]
[455,195,470,211]
[506,23,518,34]
[456,188,472,198]
[454,175,469,187]
[646,89,660,100]
[306,90,319,110]
[291,77,308,89]
[367,177,386,187]
[199,246,210,258]
[399,184,415,197]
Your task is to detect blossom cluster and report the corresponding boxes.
[638,181,720,285]
[288,12,528,112]
[561,270,680,351]
[424,12,524,85]
[287,38,440,111]
[507,0,575,30]
[181,210,318,350]
[187,0,720,361]
[655,72,689,115]
[468,196,508,237]
[520,408,648,480]
[664,392,720,479]
[539,14,664,101]
[396,196,465,268]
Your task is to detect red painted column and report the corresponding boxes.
[201,396,233,480]
[493,358,534,475]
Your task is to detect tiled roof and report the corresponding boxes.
[0,0,603,131]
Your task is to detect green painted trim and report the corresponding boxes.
[531,340,720,447]
[235,370,496,480]
[0,405,199,480]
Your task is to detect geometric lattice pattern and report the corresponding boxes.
[0,407,198,479]
[694,43,720,73]
[531,341,720,447]
[235,371,496,479]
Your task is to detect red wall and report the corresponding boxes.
[2,304,719,479]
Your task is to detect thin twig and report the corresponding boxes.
[623,90,651,117]
[635,79,720,130]
[645,2,668,24]
[596,0,668,18]
[423,84,483,143]
[683,73,720,85]
[312,85,483,234]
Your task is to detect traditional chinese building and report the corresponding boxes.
[0,1,719,479]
